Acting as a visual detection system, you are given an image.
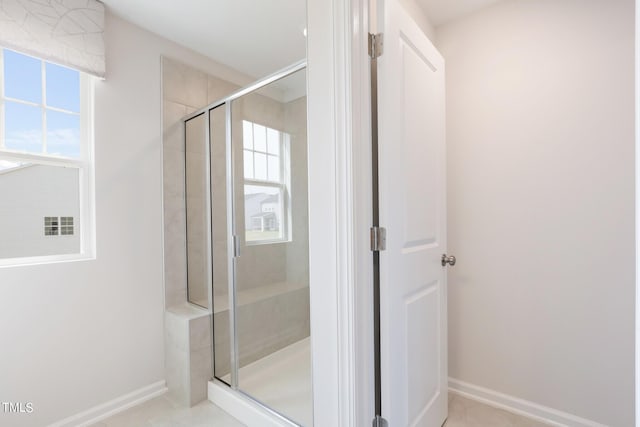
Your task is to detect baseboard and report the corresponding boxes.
[448,378,607,427]
[49,380,167,427]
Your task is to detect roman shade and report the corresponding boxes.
[0,0,105,78]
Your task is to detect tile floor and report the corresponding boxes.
[90,396,243,427]
[94,338,548,427]
[233,337,312,426]
[94,392,550,427]
[444,394,550,427]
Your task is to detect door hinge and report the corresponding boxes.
[370,226,387,251]
[368,33,384,58]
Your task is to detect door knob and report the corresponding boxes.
[441,254,456,267]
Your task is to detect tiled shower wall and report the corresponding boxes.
[162,58,239,309]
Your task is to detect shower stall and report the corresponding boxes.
[182,62,312,426]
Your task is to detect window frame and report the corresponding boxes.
[242,120,291,245]
[0,48,95,267]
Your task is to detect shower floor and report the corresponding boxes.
[222,337,312,426]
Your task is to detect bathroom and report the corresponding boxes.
[0,0,635,426]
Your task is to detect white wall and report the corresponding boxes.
[437,1,635,425]
[0,12,254,427]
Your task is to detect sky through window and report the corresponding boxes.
[2,49,81,159]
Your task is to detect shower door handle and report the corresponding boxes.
[233,235,241,257]
[441,254,456,267]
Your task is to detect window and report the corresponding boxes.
[44,217,59,236]
[242,120,290,243]
[0,48,93,263]
[61,217,74,236]
[43,216,74,236]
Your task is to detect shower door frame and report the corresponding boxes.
[183,60,308,423]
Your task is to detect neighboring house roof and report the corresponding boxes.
[245,193,268,201]
[261,195,279,204]
[0,163,35,176]
[251,212,277,220]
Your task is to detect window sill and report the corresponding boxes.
[0,252,96,269]
[245,238,292,247]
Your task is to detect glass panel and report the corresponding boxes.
[210,105,232,382]
[185,113,209,309]
[253,123,267,152]
[243,150,254,179]
[0,163,81,259]
[244,185,281,242]
[267,155,280,182]
[46,62,80,112]
[47,110,80,158]
[4,49,42,103]
[242,120,253,150]
[5,101,43,154]
[266,127,280,155]
[231,68,311,425]
[254,152,267,180]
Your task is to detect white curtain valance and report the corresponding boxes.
[0,0,105,78]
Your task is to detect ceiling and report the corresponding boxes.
[417,0,504,26]
[101,0,307,80]
[102,0,502,82]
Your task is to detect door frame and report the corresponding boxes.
[306,0,374,425]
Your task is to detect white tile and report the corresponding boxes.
[162,147,185,199]
[98,396,179,427]
[163,228,187,307]
[236,338,312,427]
[165,355,190,407]
[99,354,556,427]
[189,346,213,405]
[189,315,212,351]
[207,76,239,104]
[150,400,244,427]
[97,395,244,427]
[162,57,208,109]
[165,312,189,352]
[163,195,186,238]
[445,395,552,427]
[163,100,187,152]
[165,286,186,309]
[190,346,213,379]
[164,315,190,407]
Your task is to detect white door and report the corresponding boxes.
[377,0,448,425]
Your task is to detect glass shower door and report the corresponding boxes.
[230,68,311,426]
